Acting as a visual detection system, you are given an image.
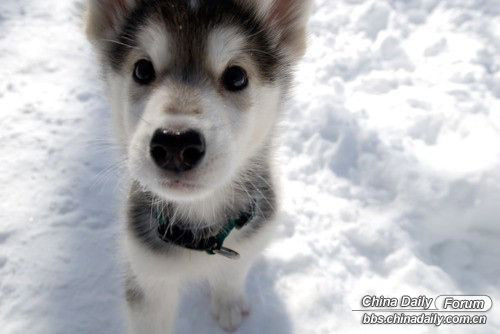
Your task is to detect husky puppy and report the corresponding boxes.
[86,0,311,332]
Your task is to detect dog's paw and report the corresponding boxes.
[211,295,250,332]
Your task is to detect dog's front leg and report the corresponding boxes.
[126,279,179,334]
[209,258,253,332]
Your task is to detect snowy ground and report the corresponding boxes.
[1,0,499,333]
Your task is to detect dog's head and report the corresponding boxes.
[86,0,311,201]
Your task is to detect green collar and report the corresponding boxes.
[156,205,255,259]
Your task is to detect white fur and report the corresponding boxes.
[139,25,172,71]
[207,27,246,74]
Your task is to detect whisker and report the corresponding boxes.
[100,38,140,51]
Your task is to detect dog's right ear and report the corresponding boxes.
[85,0,135,44]
[241,0,313,61]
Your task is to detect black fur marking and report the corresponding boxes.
[125,271,145,306]
[127,156,276,254]
[106,0,283,83]
[127,184,178,253]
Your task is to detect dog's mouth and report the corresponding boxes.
[151,176,214,201]
[160,178,201,191]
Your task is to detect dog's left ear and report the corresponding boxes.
[85,0,136,45]
[249,0,313,61]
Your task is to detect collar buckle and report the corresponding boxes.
[211,247,240,260]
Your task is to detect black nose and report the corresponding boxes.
[150,129,206,172]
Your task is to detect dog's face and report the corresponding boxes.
[87,0,311,201]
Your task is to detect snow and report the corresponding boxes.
[1,0,499,333]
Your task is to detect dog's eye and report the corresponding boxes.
[133,59,156,85]
[222,66,248,92]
